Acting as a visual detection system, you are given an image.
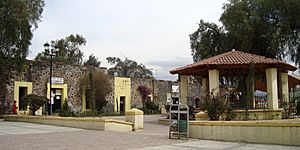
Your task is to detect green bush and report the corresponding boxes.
[0,100,9,115]
[199,90,228,120]
[59,100,74,117]
[75,111,124,117]
[21,94,47,116]
[145,100,159,114]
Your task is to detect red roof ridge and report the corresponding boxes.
[170,49,297,75]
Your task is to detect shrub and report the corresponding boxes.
[59,100,74,117]
[165,104,171,112]
[280,101,297,119]
[145,100,159,114]
[199,90,228,120]
[164,104,171,118]
[21,94,47,116]
[297,100,300,115]
[0,100,10,115]
[137,85,151,112]
[75,111,124,117]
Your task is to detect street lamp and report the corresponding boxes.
[44,42,58,115]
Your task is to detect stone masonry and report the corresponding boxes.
[3,60,201,114]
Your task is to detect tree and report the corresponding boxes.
[84,54,101,67]
[190,20,227,62]
[137,85,151,112]
[79,70,112,113]
[59,100,73,117]
[0,0,44,115]
[35,34,86,65]
[106,57,153,78]
[21,94,47,116]
[191,0,300,67]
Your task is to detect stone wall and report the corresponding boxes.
[130,77,201,110]
[5,61,104,113]
[130,77,154,108]
[3,60,202,114]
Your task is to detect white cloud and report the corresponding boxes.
[145,57,193,80]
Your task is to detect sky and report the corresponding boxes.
[29,0,228,81]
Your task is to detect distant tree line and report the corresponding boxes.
[34,34,153,78]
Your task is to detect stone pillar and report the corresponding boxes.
[180,75,188,104]
[125,108,144,131]
[209,69,219,95]
[281,72,289,102]
[266,68,278,109]
[202,78,208,93]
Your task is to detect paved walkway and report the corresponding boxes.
[0,116,299,150]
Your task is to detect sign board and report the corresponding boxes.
[51,77,64,84]
[172,85,179,93]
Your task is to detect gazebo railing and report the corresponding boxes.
[228,95,268,109]
[190,94,269,110]
[254,95,268,109]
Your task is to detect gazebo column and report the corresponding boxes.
[180,75,188,104]
[280,72,289,102]
[209,69,219,95]
[266,68,278,109]
[201,78,208,93]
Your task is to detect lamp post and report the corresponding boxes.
[44,42,58,115]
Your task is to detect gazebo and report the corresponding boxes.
[170,49,299,119]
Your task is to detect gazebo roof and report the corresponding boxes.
[255,75,300,92]
[170,49,297,76]
[289,75,300,86]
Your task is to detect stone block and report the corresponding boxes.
[125,108,144,131]
[195,111,209,121]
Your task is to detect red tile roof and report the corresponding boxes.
[170,49,297,75]
[289,75,300,86]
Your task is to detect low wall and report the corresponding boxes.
[4,115,133,132]
[189,120,300,146]
[158,118,169,125]
[226,109,283,120]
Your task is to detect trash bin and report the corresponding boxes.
[179,120,187,132]
[169,104,189,139]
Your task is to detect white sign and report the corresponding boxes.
[51,77,64,84]
[172,85,179,93]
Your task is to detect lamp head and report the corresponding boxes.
[54,45,59,56]
[43,42,50,55]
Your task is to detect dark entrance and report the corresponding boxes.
[172,97,179,104]
[52,88,62,113]
[19,87,28,110]
[120,96,125,113]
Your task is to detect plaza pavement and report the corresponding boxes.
[0,115,299,150]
